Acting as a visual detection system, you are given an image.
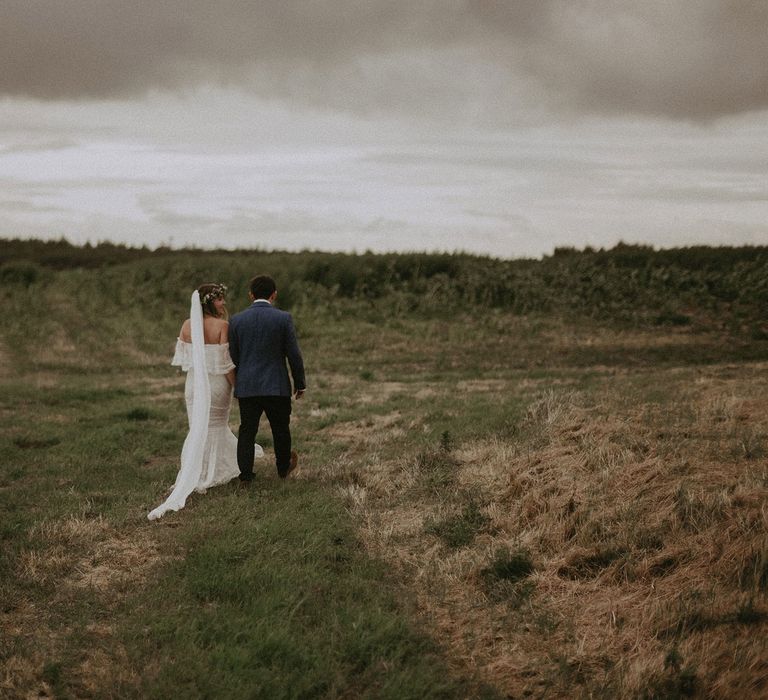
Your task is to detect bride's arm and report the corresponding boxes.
[220,321,236,388]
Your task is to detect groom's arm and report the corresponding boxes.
[284,314,305,395]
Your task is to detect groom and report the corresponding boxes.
[228,275,306,482]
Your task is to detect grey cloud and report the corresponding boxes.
[1,1,767,120]
[0,199,67,213]
[1,177,159,191]
[632,184,768,203]
[0,1,464,97]
[520,1,768,120]
[0,139,78,154]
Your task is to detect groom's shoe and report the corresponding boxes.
[238,474,254,488]
[279,451,298,479]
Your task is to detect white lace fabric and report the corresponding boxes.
[148,294,262,520]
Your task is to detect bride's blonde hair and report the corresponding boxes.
[197,283,228,319]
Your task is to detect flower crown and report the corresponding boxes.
[200,284,227,305]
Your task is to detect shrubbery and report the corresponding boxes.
[2,238,766,329]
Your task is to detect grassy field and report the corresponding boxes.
[1,241,767,698]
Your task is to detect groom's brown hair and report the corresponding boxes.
[249,275,276,300]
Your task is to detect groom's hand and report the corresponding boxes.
[295,389,305,400]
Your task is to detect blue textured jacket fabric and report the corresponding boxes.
[228,301,306,398]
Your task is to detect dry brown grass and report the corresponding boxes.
[1,516,163,699]
[328,362,768,698]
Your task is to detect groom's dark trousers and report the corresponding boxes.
[237,396,292,480]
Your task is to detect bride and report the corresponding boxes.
[148,283,263,520]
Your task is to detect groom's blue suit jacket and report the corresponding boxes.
[228,301,306,398]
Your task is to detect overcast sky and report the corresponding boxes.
[1,1,766,257]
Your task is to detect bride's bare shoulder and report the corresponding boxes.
[217,318,230,343]
[179,319,191,342]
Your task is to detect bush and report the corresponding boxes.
[4,239,768,330]
[0,260,42,286]
[483,548,535,583]
[425,502,490,548]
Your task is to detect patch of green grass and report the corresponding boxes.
[41,661,66,696]
[120,486,482,699]
[483,548,535,584]
[425,501,490,548]
[415,447,459,492]
[124,407,157,421]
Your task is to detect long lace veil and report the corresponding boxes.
[148,291,211,520]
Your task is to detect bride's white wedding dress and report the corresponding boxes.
[171,340,254,486]
[148,292,263,520]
